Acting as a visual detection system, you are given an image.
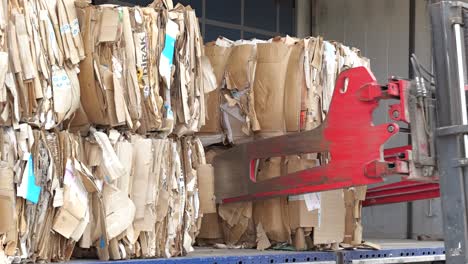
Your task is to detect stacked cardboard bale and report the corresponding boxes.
[198,36,370,250]
[0,0,83,129]
[0,0,209,262]
[0,126,205,262]
[72,1,205,136]
[200,36,369,144]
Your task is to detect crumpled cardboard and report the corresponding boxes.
[286,156,319,231]
[130,137,154,232]
[200,43,232,134]
[3,127,86,262]
[205,43,232,89]
[220,97,254,144]
[197,213,223,241]
[253,157,291,245]
[198,38,260,145]
[253,197,291,244]
[1,0,85,129]
[284,41,306,132]
[0,166,15,233]
[256,223,271,250]
[303,37,324,131]
[53,160,89,241]
[0,0,374,258]
[225,41,260,137]
[225,44,256,91]
[169,5,206,136]
[219,201,256,247]
[313,189,345,245]
[253,40,292,135]
[102,184,135,240]
[196,146,226,245]
[91,129,127,182]
[197,164,216,214]
[343,186,367,245]
[201,56,217,94]
[114,139,133,196]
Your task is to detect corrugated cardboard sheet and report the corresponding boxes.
[201,44,232,134]
[197,164,216,214]
[313,189,346,245]
[197,213,223,240]
[199,39,259,144]
[285,41,306,132]
[219,201,256,247]
[253,157,291,244]
[287,156,319,230]
[343,186,367,245]
[253,41,291,134]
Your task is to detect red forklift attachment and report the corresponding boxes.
[214,66,438,204]
[363,181,440,207]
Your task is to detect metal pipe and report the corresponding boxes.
[407,0,416,240]
[454,23,468,156]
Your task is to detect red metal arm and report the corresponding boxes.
[214,66,439,205]
[363,181,440,206]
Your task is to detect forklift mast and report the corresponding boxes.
[212,1,468,263]
[431,1,468,263]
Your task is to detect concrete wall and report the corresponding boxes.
[313,0,409,239]
[296,0,311,38]
[312,0,443,239]
[411,0,444,240]
[313,0,409,83]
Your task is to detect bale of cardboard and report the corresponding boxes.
[73,1,205,136]
[0,124,207,262]
[197,35,370,250]
[0,0,211,262]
